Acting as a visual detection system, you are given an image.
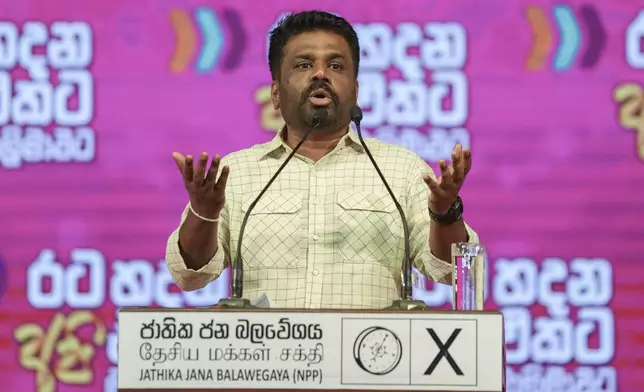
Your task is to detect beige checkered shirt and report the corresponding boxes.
[165,126,479,309]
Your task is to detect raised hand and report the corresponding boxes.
[423,144,472,214]
[173,152,230,219]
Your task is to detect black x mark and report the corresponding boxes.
[424,328,464,376]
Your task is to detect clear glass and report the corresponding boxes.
[451,242,486,311]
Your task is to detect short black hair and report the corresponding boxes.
[268,10,360,80]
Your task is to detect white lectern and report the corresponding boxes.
[117,307,505,391]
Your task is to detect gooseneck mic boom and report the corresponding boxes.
[350,106,426,310]
[220,108,328,307]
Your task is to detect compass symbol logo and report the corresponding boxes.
[353,326,403,376]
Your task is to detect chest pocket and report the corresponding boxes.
[336,190,399,262]
[240,192,303,268]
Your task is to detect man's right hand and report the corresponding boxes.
[173,152,230,220]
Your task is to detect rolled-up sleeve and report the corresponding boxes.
[165,203,230,291]
[405,156,479,285]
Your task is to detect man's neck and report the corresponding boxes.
[283,124,349,162]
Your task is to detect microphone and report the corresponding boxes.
[350,106,427,310]
[217,108,329,308]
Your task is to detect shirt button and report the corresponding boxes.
[313,234,320,241]
[312,270,319,276]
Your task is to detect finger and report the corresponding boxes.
[215,165,230,191]
[439,159,454,187]
[204,155,221,184]
[451,144,463,164]
[463,149,472,175]
[453,165,465,184]
[193,152,209,184]
[452,146,465,183]
[423,174,444,196]
[172,152,186,173]
[184,155,194,183]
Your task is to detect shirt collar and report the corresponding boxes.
[259,124,364,160]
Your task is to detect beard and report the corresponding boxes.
[296,80,341,129]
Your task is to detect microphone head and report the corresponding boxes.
[311,108,328,128]
[350,106,363,124]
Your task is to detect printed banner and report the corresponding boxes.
[117,310,503,390]
[1,0,643,391]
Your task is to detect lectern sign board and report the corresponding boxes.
[118,309,504,391]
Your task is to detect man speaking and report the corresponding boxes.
[165,11,478,309]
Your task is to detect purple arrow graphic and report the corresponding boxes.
[580,4,606,68]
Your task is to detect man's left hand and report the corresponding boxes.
[423,144,472,214]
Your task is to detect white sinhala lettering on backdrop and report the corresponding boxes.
[0,21,96,168]
[25,249,614,391]
[354,21,469,163]
[25,248,230,392]
[626,11,644,69]
[414,257,616,392]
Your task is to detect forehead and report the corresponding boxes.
[283,30,351,58]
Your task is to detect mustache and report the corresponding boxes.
[300,81,339,105]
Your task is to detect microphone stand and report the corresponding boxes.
[351,106,427,311]
[216,109,328,308]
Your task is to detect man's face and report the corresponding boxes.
[271,30,358,131]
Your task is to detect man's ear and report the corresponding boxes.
[354,79,359,105]
[271,81,280,110]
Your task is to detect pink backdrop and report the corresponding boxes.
[1,0,643,391]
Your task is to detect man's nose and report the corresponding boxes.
[310,65,330,82]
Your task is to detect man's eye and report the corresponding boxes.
[329,63,343,70]
[297,62,312,69]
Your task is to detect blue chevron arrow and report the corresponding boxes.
[194,7,224,73]
[552,5,581,71]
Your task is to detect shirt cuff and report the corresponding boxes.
[425,222,479,284]
[165,228,226,291]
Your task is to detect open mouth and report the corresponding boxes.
[308,89,333,106]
